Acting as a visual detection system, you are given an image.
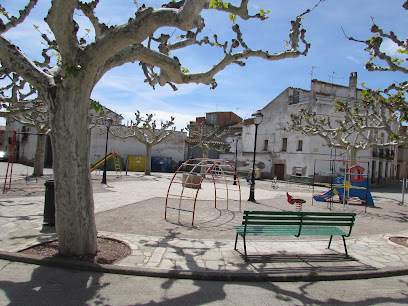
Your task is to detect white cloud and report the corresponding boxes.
[381,39,405,56]
[346,55,361,64]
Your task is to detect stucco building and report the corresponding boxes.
[3,105,188,172]
[222,73,404,184]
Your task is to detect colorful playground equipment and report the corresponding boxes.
[313,159,374,210]
[90,152,122,176]
[286,192,305,211]
[165,158,241,226]
[3,131,16,193]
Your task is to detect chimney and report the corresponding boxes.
[348,72,357,103]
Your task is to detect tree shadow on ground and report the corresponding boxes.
[136,228,408,305]
[0,263,110,305]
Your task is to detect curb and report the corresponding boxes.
[1,250,408,282]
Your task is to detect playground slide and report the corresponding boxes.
[90,153,115,172]
[313,177,374,206]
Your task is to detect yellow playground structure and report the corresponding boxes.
[90,152,122,175]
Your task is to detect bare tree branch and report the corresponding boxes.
[0,0,38,34]
[344,5,408,74]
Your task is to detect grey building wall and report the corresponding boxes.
[222,75,400,184]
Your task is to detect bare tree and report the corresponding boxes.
[287,91,404,161]
[343,2,407,93]
[186,121,230,159]
[0,1,320,256]
[112,111,175,175]
[0,66,49,176]
[289,2,408,162]
[344,3,408,77]
[0,66,41,117]
[10,107,50,177]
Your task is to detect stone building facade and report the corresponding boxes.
[222,73,404,184]
[3,106,188,172]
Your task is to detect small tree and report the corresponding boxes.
[112,111,175,175]
[290,2,408,160]
[185,121,230,159]
[0,67,49,176]
[286,89,406,161]
[11,107,50,176]
[289,2,408,159]
[0,66,41,117]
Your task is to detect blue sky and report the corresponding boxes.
[1,0,407,129]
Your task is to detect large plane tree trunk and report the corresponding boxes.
[145,144,152,175]
[47,81,97,256]
[32,134,46,177]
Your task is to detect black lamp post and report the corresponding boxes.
[233,132,242,185]
[248,110,263,202]
[101,117,113,184]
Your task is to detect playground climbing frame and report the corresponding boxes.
[165,158,242,226]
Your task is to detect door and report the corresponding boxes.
[274,164,285,180]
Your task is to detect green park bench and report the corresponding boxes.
[234,211,356,261]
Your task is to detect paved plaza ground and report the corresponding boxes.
[1,162,408,281]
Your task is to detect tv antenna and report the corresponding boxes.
[309,65,318,82]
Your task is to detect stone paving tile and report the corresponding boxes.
[183,255,203,263]
[173,261,192,271]
[386,261,407,267]
[131,249,144,256]
[165,252,186,261]
[204,260,226,271]
[170,240,195,248]
[158,259,176,270]
[116,255,145,266]
[201,251,225,261]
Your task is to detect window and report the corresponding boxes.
[263,139,268,151]
[297,140,303,151]
[282,138,287,152]
[206,113,217,125]
[292,90,299,104]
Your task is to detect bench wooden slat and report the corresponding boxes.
[244,221,302,226]
[301,222,353,227]
[243,211,354,217]
[244,216,304,221]
[299,226,347,236]
[235,226,347,236]
[235,226,300,236]
[302,216,355,221]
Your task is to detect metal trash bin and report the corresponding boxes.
[43,179,55,226]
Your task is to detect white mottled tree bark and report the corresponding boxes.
[32,134,46,177]
[46,79,97,255]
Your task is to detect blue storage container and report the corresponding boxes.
[151,157,172,172]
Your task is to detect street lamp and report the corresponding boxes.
[248,110,263,202]
[233,132,242,185]
[101,117,113,184]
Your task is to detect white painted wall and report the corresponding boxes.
[89,126,187,170]
[5,114,188,172]
[5,120,38,164]
[222,76,400,184]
